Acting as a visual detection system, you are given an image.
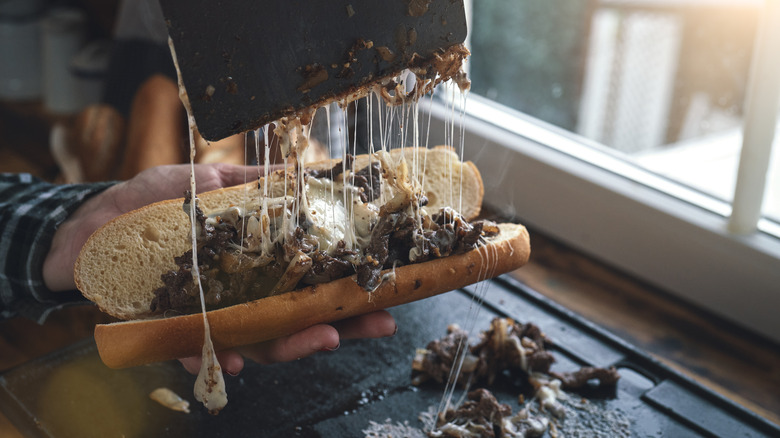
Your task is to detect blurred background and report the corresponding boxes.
[1,0,776,226]
[468,0,778,225]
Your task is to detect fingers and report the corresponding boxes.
[217,351,245,376]
[211,163,261,188]
[117,162,285,209]
[211,162,285,189]
[236,312,397,366]
[179,356,199,374]
[331,310,397,340]
[179,350,245,376]
[181,324,342,374]
[178,311,397,375]
[238,324,340,365]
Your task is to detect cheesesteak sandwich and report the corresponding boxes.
[75,146,530,369]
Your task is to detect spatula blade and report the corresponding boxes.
[159,0,468,141]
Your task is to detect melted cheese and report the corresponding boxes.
[529,373,566,418]
[306,176,349,251]
[202,170,382,257]
[307,176,379,253]
[149,388,190,413]
[431,422,488,438]
[169,36,228,414]
[193,333,228,414]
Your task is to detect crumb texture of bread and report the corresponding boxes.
[404,145,483,220]
[75,147,487,321]
[75,201,188,320]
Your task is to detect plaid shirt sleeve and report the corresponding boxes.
[0,173,118,323]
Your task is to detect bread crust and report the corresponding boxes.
[94,223,530,368]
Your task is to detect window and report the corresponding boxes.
[424,0,780,342]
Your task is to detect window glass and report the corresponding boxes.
[469,0,772,218]
[764,136,780,223]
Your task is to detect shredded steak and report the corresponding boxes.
[150,164,498,314]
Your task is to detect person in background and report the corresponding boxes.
[56,0,340,184]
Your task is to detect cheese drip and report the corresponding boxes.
[169,37,227,414]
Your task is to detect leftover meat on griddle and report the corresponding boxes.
[431,388,550,438]
[413,318,557,387]
[413,318,619,391]
[416,318,622,437]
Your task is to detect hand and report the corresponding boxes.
[179,310,397,375]
[43,163,265,292]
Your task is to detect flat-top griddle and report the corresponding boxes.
[0,276,777,437]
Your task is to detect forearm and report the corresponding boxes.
[2,163,277,323]
[42,185,122,292]
[0,173,117,322]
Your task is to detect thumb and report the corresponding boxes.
[213,163,284,188]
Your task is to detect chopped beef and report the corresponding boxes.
[418,319,621,437]
[353,161,381,202]
[433,389,511,438]
[524,352,556,376]
[356,207,480,291]
[151,269,197,313]
[415,210,496,262]
[152,187,496,313]
[307,156,380,203]
[432,209,498,250]
[356,211,408,290]
[385,214,417,264]
[550,367,621,389]
[413,318,619,390]
[413,318,559,388]
[150,192,239,314]
[432,388,550,438]
[471,318,556,384]
[412,324,474,387]
[182,190,207,230]
[301,244,356,284]
[284,226,317,259]
[307,154,353,179]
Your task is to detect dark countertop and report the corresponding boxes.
[1,277,777,437]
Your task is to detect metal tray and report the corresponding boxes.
[1,276,777,437]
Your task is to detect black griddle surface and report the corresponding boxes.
[1,276,777,437]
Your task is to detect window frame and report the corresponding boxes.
[424,94,780,343]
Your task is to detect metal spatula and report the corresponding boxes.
[158,0,468,141]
